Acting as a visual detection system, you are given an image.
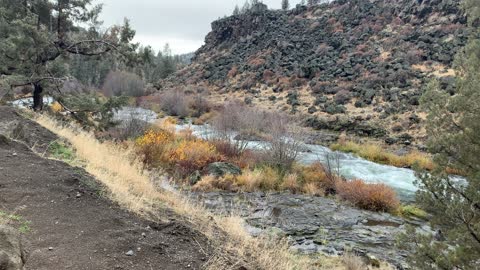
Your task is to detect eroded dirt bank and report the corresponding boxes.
[0,106,211,269]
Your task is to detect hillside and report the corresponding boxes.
[162,0,468,146]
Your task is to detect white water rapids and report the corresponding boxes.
[174,123,419,201]
[111,106,423,201]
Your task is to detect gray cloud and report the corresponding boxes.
[96,0,302,54]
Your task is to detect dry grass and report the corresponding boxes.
[34,114,318,270]
[330,140,434,170]
[342,253,367,270]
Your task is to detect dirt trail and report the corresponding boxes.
[0,107,211,270]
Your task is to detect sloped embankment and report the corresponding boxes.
[0,106,211,269]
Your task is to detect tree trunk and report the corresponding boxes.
[33,83,43,111]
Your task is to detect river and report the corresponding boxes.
[113,107,422,201]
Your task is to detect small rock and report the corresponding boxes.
[141,233,146,238]
[48,247,53,251]
[126,250,134,256]
[76,192,81,198]
[366,254,381,267]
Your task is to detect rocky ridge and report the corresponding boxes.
[164,0,468,145]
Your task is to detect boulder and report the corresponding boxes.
[207,162,242,177]
[0,226,26,270]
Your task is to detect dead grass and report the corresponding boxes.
[34,114,318,270]
[330,140,434,170]
[342,253,367,270]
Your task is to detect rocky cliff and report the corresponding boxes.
[164,0,468,145]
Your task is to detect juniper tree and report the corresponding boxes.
[0,0,136,111]
[399,1,480,269]
[281,0,290,10]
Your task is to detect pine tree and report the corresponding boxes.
[281,0,290,10]
[399,1,480,268]
[233,4,240,15]
[241,0,251,13]
[0,0,135,111]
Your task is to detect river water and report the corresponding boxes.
[111,107,420,201]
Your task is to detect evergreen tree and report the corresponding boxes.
[282,0,290,10]
[399,1,480,268]
[241,0,250,13]
[233,4,240,15]
[0,0,135,111]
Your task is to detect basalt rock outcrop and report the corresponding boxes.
[192,192,428,269]
[164,0,468,144]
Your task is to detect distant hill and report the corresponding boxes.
[162,0,468,145]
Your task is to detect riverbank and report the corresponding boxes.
[30,110,347,270]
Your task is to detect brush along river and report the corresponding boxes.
[114,106,429,202]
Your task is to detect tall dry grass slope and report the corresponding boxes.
[34,114,325,270]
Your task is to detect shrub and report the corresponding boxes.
[399,205,428,219]
[334,90,351,105]
[262,70,275,81]
[302,182,324,196]
[193,174,237,192]
[136,129,174,168]
[335,179,400,212]
[136,129,223,177]
[50,102,63,113]
[294,162,335,192]
[159,89,190,118]
[227,66,238,78]
[102,71,145,97]
[257,166,282,190]
[280,173,300,193]
[190,94,211,118]
[236,170,263,191]
[168,139,223,176]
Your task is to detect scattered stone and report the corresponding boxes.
[125,250,134,256]
[207,162,242,177]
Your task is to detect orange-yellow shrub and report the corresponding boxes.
[167,139,223,175]
[136,129,174,167]
[136,129,223,176]
[335,179,400,212]
[50,102,63,113]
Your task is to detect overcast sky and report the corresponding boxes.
[96,0,302,55]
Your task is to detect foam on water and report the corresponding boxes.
[111,107,420,201]
[179,123,418,201]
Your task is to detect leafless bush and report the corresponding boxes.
[118,114,149,140]
[190,93,211,117]
[325,151,341,182]
[102,71,145,97]
[211,102,267,155]
[262,114,304,170]
[211,102,304,169]
[158,89,190,118]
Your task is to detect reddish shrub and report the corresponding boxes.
[335,179,400,212]
[228,66,238,78]
[262,70,275,81]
